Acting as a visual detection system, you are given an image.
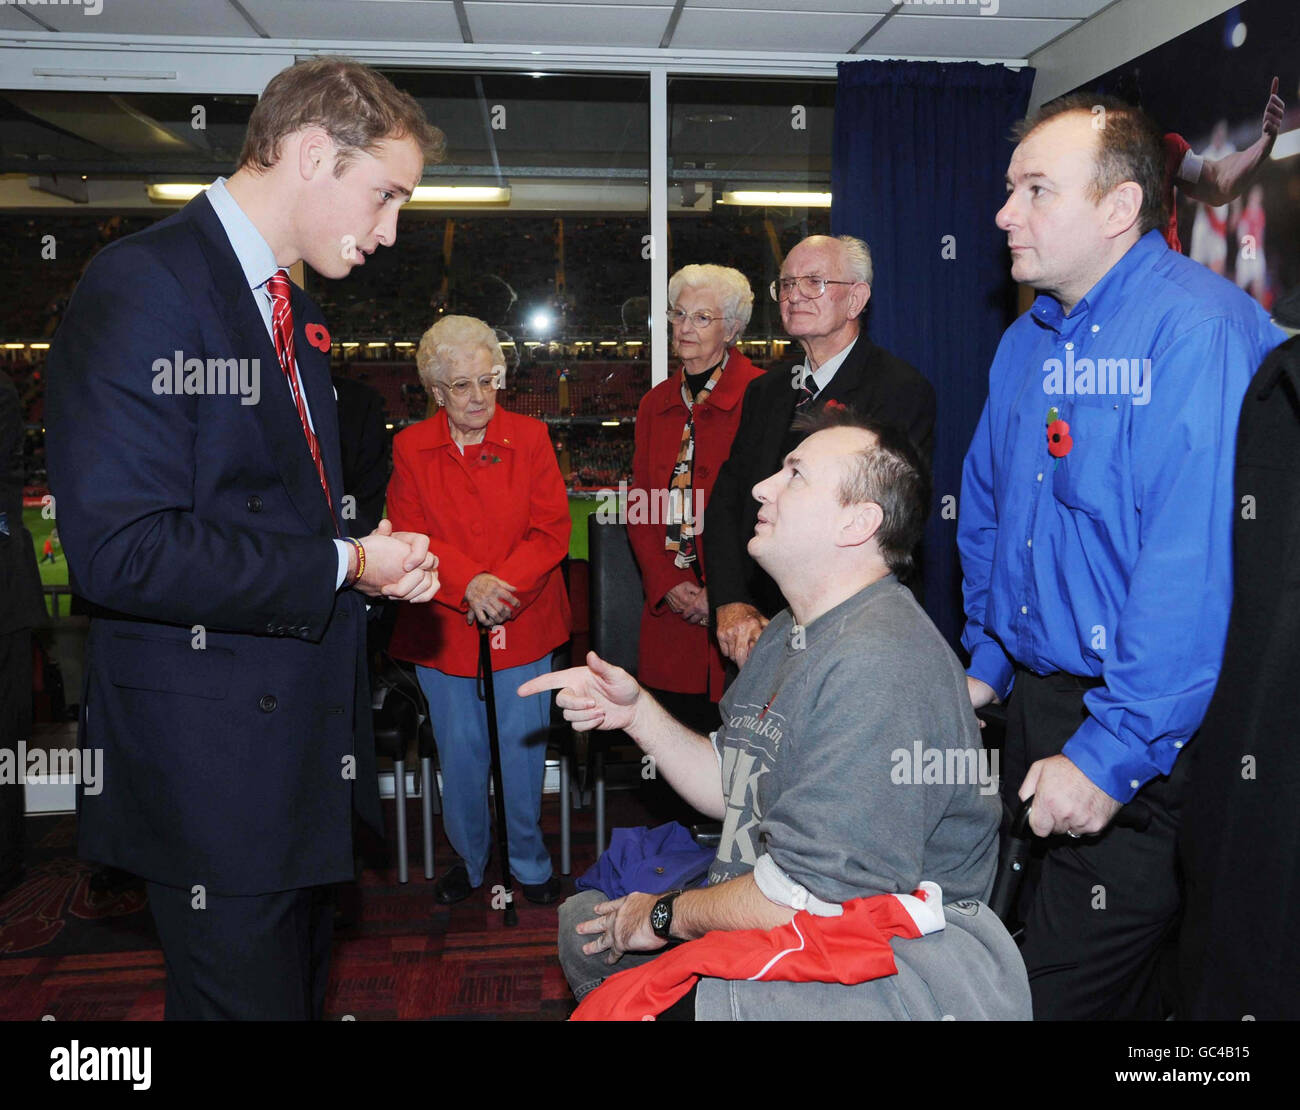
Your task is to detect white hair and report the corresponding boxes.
[667,264,755,340]
[834,234,874,287]
[416,314,505,393]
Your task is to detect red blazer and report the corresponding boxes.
[628,348,763,698]
[387,406,571,677]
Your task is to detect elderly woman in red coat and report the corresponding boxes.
[387,315,571,906]
[627,265,763,734]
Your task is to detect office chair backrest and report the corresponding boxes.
[587,516,642,675]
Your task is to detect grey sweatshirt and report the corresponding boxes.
[709,573,1000,906]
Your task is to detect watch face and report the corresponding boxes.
[651,903,670,930]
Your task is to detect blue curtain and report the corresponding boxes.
[832,59,1034,649]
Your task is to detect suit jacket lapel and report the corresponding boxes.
[292,297,345,533]
[186,196,337,537]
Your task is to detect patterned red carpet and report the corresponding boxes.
[0,782,694,1021]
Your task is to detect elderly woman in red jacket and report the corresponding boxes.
[627,265,763,734]
[387,315,571,906]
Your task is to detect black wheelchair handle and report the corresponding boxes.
[1013,793,1152,837]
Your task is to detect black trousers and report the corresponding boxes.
[0,628,32,881]
[146,880,335,1020]
[1003,668,1187,1021]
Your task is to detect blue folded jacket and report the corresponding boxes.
[575,821,715,898]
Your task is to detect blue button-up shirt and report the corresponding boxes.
[959,230,1284,802]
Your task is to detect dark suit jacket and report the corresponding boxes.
[45,193,380,897]
[705,333,935,618]
[1180,335,1300,1019]
[0,370,45,635]
[333,375,390,539]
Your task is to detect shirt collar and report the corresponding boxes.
[1030,229,1168,335]
[205,177,281,294]
[800,334,857,392]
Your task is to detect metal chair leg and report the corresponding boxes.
[594,745,606,857]
[393,757,409,885]
[559,733,571,876]
[420,756,435,880]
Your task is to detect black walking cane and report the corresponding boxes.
[989,792,1154,924]
[477,623,518,926]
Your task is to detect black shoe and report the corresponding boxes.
[520,874,563,906]
[434,865,478,905]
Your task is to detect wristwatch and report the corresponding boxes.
[650,890,684,940]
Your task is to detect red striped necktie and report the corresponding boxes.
[266,269,336,528]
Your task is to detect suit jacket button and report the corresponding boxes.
[247,495,263,513]
[258,694,277,712]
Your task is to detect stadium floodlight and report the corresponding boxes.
[530,311,553,335]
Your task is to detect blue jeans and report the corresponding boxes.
[416,655,554,887]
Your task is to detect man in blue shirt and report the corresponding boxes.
[959,93,1283,1020]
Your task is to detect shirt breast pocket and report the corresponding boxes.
[1051,404,1125,519]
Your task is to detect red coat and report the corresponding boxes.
[387,406,571,677]
[628,348,763,698]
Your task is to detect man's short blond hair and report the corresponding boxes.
[238,56,445,175]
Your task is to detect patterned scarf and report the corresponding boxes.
[664,352,727,572]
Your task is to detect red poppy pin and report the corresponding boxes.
[823,399,847,413]
[1045,407,1073,458]
[305,323,332,352]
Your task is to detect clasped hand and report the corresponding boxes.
[464,572,520,626]
[664,582,708,626]
[354,519,439,603]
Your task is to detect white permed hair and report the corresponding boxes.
[415,314,505,393]
[667,264,755,340]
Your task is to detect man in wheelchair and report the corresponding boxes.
[521,410,1031,1020]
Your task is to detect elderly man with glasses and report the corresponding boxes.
[706,234,935,667]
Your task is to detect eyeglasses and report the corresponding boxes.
[438,373,498,398]
[769,276,859,301]
[666,309,727,329]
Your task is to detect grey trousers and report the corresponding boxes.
[558,889,666,1001]
[558,888,1032,1020]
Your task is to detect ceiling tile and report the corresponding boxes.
[862,13,1079,58]
[242,0,464,42]
[25,0,256,36]
[464,3,670,47]
[672,9,887,53]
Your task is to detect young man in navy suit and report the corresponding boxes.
[45,58,443,1019]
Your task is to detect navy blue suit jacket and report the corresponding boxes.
[45,193,380,896]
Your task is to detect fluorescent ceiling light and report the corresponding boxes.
[409,186,510,205]
[720,190,831,208]
[148,183,208,202]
